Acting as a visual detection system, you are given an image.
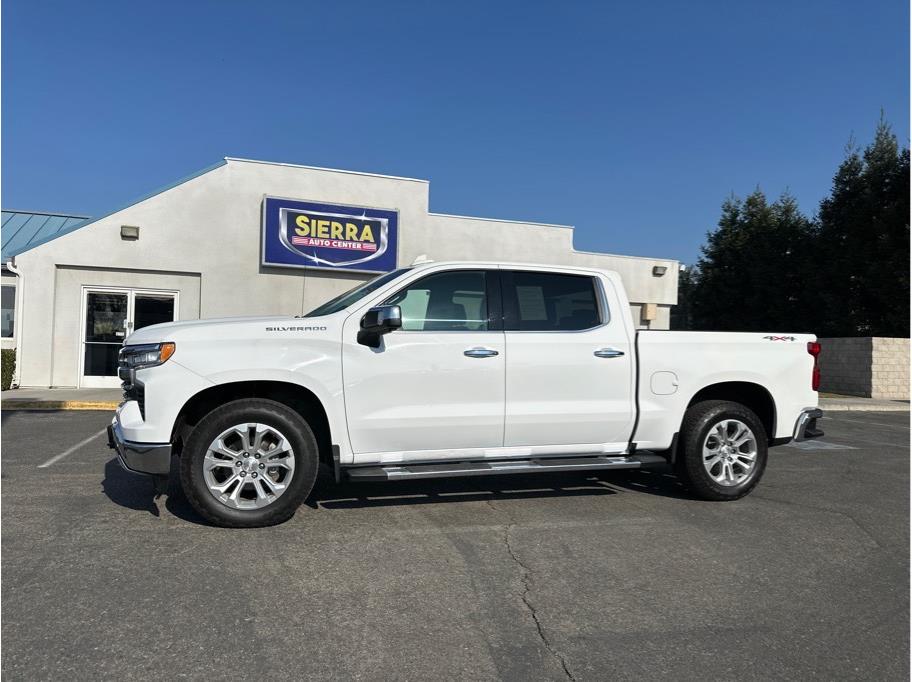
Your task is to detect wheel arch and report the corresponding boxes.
[685,381,777,443]
[171,380,334,469]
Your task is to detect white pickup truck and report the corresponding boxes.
[109,261,823,527]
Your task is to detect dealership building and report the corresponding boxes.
[1,158,679,388]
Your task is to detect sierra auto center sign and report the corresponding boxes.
[262,197,398,273]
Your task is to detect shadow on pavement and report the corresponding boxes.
[101,456,209,524]
[101,457,694,524]
[101,457,162,518]
[0,408,67,426]
[593,467,695,500]
[306,469,632,509]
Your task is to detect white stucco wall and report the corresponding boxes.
[12,158,678,387]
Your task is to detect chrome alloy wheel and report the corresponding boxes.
[702,419,758,487]
[202,423,296,510]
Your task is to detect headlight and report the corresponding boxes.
[119,342,176,370]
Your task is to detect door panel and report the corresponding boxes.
[343,331,506,456]
[80,288,177,388]
[342,269,505,459]
[82,291,128,387]
[502,271,634,448]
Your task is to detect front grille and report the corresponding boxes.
[119,348,146,420]
[121,380,146,419]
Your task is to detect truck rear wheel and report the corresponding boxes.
[676,400,768,501]
[179,399,319,527]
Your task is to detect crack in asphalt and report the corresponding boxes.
[486,500,577,681]
[753,493,885,550]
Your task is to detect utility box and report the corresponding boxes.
[642,303,657,322]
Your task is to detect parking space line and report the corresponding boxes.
[785,441,857,451]
[38,429,108,468]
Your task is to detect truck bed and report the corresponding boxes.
[632,331,819,450]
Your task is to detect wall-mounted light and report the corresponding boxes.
[652,265,667,277]
[120,225,140,240]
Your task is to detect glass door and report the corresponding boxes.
[80,288,178,388]
[82,289,129,388]
[132,293,176,334]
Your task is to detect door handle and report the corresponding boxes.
[464,347,499,358]
[594,348,624,358]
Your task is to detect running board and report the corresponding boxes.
[343,453,667,482]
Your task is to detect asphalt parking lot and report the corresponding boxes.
[1,409,908,680]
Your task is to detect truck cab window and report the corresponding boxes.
[384,270,488,331]
[305,268,411,317]
[503,271,602,331]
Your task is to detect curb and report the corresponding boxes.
[820,402,909,412]
[1,400,119,411]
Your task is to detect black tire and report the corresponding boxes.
[179,398,319,527]
[676,400,768,501]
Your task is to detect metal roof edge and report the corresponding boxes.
[1,209,91,219]
[8,159,228,259]
[224,157,430,184]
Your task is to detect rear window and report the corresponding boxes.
[503,271,602,331]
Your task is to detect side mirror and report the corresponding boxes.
[358,305,402,348]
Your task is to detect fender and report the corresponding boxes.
[682,378,778,442]
[174,369,352,462]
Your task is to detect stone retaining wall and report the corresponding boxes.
[818,337,909,400]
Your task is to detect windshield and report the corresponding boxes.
[304,268,412,317]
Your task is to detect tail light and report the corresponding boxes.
[807,341,821,391]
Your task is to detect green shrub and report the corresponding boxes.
[1,349,15,391]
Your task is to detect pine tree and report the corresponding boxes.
[671,265,697,330]
[691,194,754,330]
[687,115,909,336]
[691,190,815,331]
[816,116,910,336]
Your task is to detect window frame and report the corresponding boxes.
[381,268,503,333]
[500,269,608,333]
[1,283,15,339]
[304,267,412,318]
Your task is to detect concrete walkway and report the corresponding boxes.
[1,387,122,410]
[2,386,907,412]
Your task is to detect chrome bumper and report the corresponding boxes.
[107,417,172,475]
[793,408,824,442]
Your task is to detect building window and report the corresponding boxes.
[1,285,14,338]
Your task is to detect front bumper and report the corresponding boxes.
[107,416,172,475]
[794,408,825,442]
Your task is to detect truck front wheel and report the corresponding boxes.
[179,399,319,527]
[676,400,768,501]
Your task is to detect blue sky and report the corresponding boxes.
[3,0,908,264]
